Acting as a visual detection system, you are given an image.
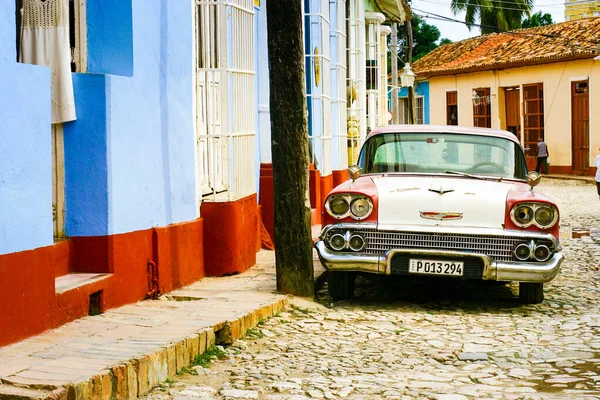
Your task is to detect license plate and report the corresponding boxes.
[408,258,464,276]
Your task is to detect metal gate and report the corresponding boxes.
[195,0,255,202]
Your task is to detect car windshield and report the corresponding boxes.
[358,132,528,180]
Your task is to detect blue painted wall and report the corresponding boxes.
[101,0,196,235]
[64,74,108,236]
[0,2,53,254]
[86,0,133,77]
[2,0,197,247]
[398,80,430,124]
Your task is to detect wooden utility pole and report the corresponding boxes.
[390,23,399,124]
[266,0,315,297]
[405,19,415,124]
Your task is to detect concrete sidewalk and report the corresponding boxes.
[0,250,324,400]
[543,173,595,183]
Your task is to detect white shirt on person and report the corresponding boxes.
[594,155,600,182]
[537,141,548,157]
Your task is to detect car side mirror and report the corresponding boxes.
[526,171,542,190]
[348,165,362,182]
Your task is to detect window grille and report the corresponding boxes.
[306,0,332,176]
[195,0,255,202]
[329,0,348,170]
[472,87,491,128]
[379,25,391,127]
[446,91,458,125]
[398,96,424,124]
[346,0,365,164]
[364,12,384,133]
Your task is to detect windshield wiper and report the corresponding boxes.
[444,170,502,182]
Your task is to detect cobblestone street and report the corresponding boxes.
[145,179,600,400]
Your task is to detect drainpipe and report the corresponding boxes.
[146,228,160,299]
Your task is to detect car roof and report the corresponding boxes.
[369,124,521,145]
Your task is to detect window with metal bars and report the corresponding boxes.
[446,91,458,125]
[523,83,544,157]
[195,0,256,201]
[398,97,424,124]
[472,87,491,128]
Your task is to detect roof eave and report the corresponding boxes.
[374,0,412,23]
[415,53,597,77]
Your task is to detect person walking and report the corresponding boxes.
[594,148,600,200]
[535,137,549,174]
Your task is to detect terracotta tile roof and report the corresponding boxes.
[413,17,600,76]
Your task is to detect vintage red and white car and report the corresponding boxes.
[315,125,564,304]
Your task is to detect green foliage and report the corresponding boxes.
[177,345,228,375]
[194,345,227,367]
[522,11,554,28]
[389,16,453,71]
[450,0,533,34]
[245,328,265,339]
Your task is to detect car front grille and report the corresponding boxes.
[323,227,555,263]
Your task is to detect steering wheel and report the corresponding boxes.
[466,161,507,174]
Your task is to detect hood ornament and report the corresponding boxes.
[428,185,454,195]
[526,171,542,191]
[420,211,463,220]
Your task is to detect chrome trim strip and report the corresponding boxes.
[493,253,563,282]
[314,241,382,273]
[319,223,378,239]
[420,211,463,220]
[315,241,564,283]
[319,223,561,251]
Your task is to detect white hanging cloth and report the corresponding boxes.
[19,0,76,124]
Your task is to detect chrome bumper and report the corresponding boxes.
[314,241,563,283]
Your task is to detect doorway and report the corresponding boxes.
[504,87,520,137]
[523,83,544,171]
[571,80,589,174]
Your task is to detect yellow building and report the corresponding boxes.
[565,0,600,21]
[413,17,600,175]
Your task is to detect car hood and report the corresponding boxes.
[373,175,512,230]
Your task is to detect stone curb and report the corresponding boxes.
[543,175,595,184]
[0,298,289,400]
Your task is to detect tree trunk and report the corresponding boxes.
[266,0,315,297]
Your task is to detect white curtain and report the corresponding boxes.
[19,0,76,124]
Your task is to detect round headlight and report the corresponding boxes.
[350,197,372,219]
[533,245,551,262]
[348,234,366,252]
[535,205,556,227]
[329,234,346,251]
[328,196,349,217]
[514,243,531,261]
[513,204,534,226]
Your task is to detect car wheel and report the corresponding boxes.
[328,272,356,299]
[519,282,544,304]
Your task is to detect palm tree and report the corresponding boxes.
[451,0,532,34]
